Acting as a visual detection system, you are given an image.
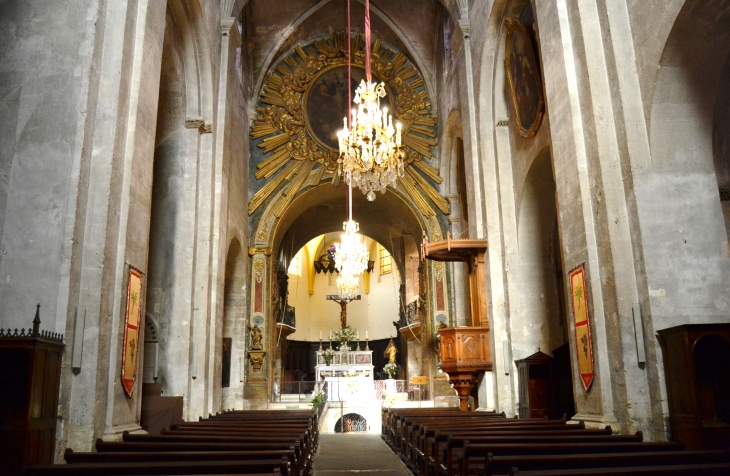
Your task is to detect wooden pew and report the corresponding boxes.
[412,426,609,476]
[66,447,296,463]
[27,458,287,475]
[384,410,507,450]
[382,408,484,446]
[401,418,567,456]
[384,409,502,438]
[28,409,314,476]
[455,442,685,476]
[95,439,307,475]
[408,420,585,472]
[508,462,730,475]
[441,433,647,476]
[482,449,730,476]
[122,431,311,474]
[411,421,589,476]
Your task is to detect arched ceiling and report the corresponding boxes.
[244,0,443,99]
[272,184,424,273]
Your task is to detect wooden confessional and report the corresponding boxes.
[658,324,730,450]
[0,306,64,475]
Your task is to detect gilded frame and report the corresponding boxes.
[504,19,545,138]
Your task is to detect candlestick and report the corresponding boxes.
[366,331,368,339]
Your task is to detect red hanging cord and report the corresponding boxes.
[347,0,353,222]
[365,0,371,81]
[347,0,351,113]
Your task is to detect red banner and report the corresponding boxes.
[122,267,143,398]
[569,264,594,391]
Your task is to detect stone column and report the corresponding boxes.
[533,0,663,435]
[100,0,168,441]
[216,17,245,413]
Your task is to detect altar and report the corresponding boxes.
[316,349,375,401]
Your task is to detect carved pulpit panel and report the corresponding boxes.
[438,327,491,374]
[437,327,491,411]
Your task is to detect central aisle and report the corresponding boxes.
[313,434,412,475]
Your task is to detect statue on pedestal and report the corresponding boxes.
[384,338,398,364]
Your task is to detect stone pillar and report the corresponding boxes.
[217,17,245,413]
[532,0,663,435]
[457,20,485,238]
[99,0,169,441]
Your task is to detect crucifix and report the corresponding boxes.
[326,295,361,327]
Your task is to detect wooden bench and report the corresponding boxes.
[411,426,608,476]
[27,409,316,476]
[508,462,730,475]
[409,421,592,473]
[419,425,609,476]
[65,448,300,476]
[482,449,730,476]
[441,433,646,476]
[454,442,685,476]
[383,409,503,448]
[27,459,287,475]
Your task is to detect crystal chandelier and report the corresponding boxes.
[333,219,369,300]
[337,0,405,201]
[336,268,360,301]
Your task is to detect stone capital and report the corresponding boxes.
[221,17,242,48]
[185,117,213,134]
[458,20,471,39]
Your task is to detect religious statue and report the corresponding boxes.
[326,294,361,328]
[249,324,263,350]
[384,338,398,364]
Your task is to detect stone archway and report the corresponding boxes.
[247,180,448,408]
[221,239,247,410]
[646,0,730,331]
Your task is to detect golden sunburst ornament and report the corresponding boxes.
[249,32,448,218]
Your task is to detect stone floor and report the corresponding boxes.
[312,433,412,475]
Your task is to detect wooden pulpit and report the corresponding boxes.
[437,327,491,410]
[423,232,491,410]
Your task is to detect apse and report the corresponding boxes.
[285,235,401,342]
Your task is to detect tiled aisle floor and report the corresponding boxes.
[312,433,412,476]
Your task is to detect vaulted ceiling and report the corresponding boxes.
[243,0,446,98]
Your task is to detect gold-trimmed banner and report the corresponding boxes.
[122,266,143,398]
[569,263,594,391]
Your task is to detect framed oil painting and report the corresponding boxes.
[504,19,544,138]
[569,263,594,391]
[304,65,390,151]
[122,266,143,398]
